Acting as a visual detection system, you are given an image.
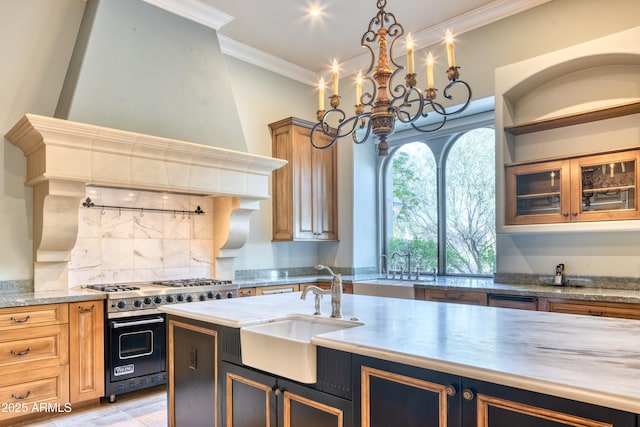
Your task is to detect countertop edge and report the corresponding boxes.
[311,337,640,414]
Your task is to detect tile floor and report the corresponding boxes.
[15,386,167,427]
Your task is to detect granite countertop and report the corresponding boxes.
[160,292,640,414]
[0,289,106,308]
[236,274,640,303]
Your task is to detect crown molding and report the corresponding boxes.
[217,35,317,86]
[141,0,234,30]
[143,0,551,85]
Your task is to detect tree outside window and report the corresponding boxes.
[385,127,495,276]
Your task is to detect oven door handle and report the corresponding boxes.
[111,316,165,329]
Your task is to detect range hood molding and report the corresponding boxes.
[6,114,286,290]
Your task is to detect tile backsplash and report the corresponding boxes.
[68,187,213,287]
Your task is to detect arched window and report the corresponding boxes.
[381,126,495,277]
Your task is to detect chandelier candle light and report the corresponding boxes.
[311,0,472,156]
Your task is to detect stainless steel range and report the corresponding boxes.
[83,278,238,319]
[81,279,238,402]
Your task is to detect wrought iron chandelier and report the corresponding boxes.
[311,0,472,156]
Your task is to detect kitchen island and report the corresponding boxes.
[160,292,640,426]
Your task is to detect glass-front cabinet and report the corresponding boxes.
[506,149,640,225]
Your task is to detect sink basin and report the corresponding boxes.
[240,315,362,383]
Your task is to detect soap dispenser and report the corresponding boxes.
[553,263,565,286]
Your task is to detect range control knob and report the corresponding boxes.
[177,294,184,302]
[186,295,194,302]
[117,301,127,309]
[199,294,206,301]
[144,297,152,305]
[166,295,175,303]
[207,292,215,299]
[226,292,234,299]
[133,300,143,308]
[215,293,222,300]
[154,296,163,304]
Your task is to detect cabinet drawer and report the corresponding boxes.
[255,284,300,295]
[419,289,487,306]
[539,298,640,320]
[0,365,69,422]
[0,325,68,376]
[0,304,68,331]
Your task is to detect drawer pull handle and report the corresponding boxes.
[10,315,30,324]
[79,304,95,313]
[588,310,605,316]
[11,348,32,357]
[11,391,31,400]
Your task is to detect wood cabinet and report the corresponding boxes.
[506,148,640,225]
[222,361,352,427]
[255,283,300,296]
[0,304,69,423]
[303,281,354,295]
[538,298,640,320]
[355,355,636,427]
[415,289,487,306]
[270,117,338,241]
[69,300,104,403]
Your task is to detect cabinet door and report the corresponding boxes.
[279,378,352,427]
[69,301,104,403]
[461,378,636,427]
[505,160,571,224]
[221,361,278,427]
[570,150,639,221]
[168,320,218,427]
[293,124,317,240]
[222,362,352,427]
[355,356,460,427]
[312,138,338,241]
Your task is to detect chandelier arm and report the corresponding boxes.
[410,116,448,133]
[351,114,373,144]
[387,20,404,70]
[311,123,339,150]
[440,80,473,115]
[394,88,425,124]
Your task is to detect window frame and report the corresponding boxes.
[378,111,495,278]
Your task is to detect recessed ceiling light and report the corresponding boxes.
[308,4,323,18]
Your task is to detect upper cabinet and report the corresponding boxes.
[506,148,639,225]
[270,117,338,241]
[495,27,640,232]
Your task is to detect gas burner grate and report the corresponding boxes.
[152,278,232,287]
[85,284,141,292]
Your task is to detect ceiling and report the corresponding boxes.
[143,0,551,85]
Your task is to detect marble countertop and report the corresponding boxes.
[0,289,106,308]
[160,292,640,414]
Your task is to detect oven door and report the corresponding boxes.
[107,314,166,383]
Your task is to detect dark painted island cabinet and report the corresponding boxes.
[167,315,638,427]
[354,355,637,427]
[221,361,352,427]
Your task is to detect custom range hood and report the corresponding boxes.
[5,0,286,291]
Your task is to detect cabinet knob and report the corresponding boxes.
[462,389,475,401]
[562,212,569,217]
[572,212,578,217]
[445,385,456,397]
[79,304,95,312]
[273,387,282,397]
